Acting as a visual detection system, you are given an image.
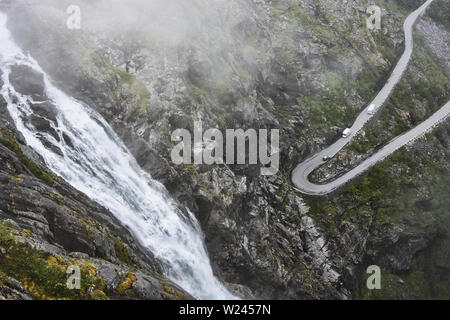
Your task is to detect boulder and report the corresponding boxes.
[9,64,45,99]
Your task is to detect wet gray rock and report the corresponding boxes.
[29,101,58,122]
[27,114,59,140]
[9,64,46,99]
[0,277,32,300]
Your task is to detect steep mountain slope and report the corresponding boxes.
[1,0,449,299]
[0,83,190,300]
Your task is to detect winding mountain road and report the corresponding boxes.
[292,0,450,195]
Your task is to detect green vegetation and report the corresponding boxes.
[162,283,191,300]
[0,220,108,300]
[304,124,450,299]
[348,34,450,154]
[284,4,337,43]
[114,68,151,121]
[0,128,55,185]
[297,94,356,129]
[309,131,449,227]
[92,53,152,123]
[359,242,450,300]
[267,0,407,130]
[428,0,450,31]
[299,72,356,128]
[113,237,131,266]
[116,272,137,295]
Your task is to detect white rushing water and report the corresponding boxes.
[0,12,235,300]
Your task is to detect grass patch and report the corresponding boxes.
[0,129,54,185]
[113,237,131,266]
[0,220,108,300]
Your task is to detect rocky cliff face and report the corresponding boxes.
[1,0,449,299]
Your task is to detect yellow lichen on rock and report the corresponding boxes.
[162,283,190,300]
[116,272,137,294]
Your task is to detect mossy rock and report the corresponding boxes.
[0,128,54,185]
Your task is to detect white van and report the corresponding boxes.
[342,128,352,138]
[368,103,377,115]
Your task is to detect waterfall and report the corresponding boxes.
[0,12,236,300]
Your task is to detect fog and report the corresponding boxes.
[46,0,252,47]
